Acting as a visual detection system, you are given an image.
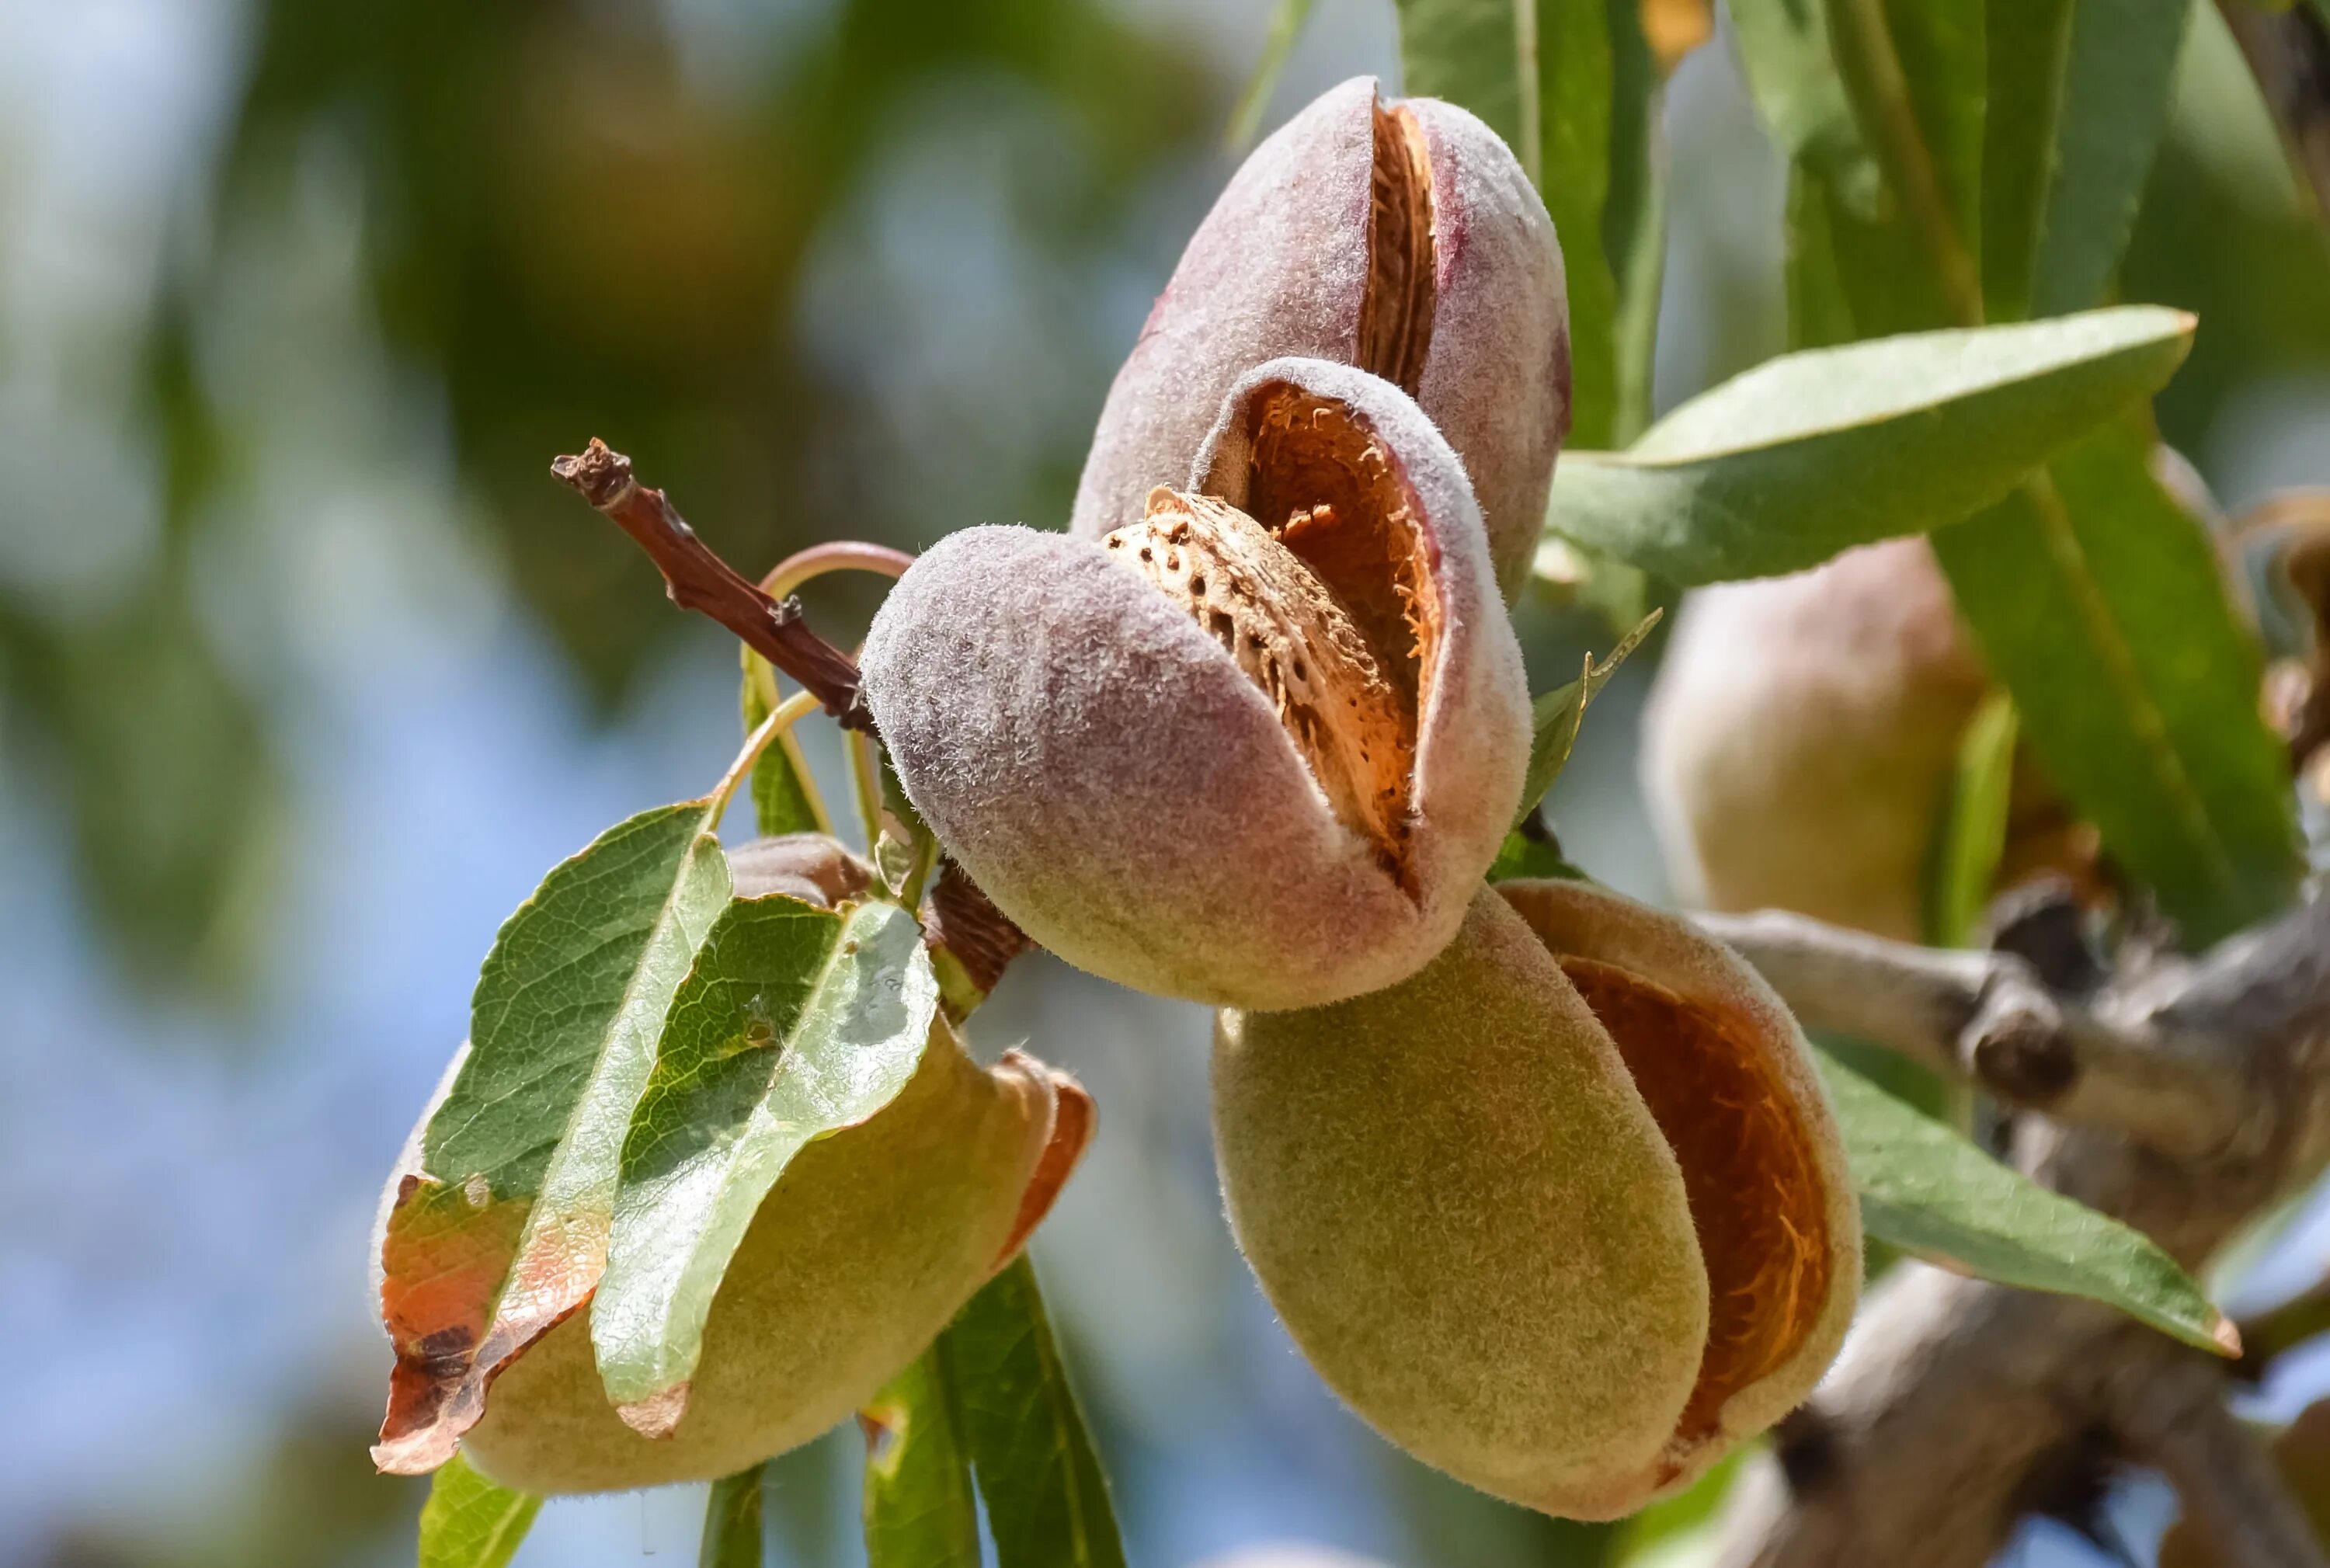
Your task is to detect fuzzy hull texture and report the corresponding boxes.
[864,364,1528,1010]
[1069,76,1568,595]
[1214,881,1859,1518]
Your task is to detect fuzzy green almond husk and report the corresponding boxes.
[1069,75,1569,596]
[1214,880,1859,1521]
[375,1025,1084,1496]
[862,363,1530,1010]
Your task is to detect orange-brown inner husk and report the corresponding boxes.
[1359,102,1435,394]
[1556,957,1833,1469]
[1241,386,1441,730]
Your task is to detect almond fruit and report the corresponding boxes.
[1212,878,1859,1520]
[1071,76,1570,598]
[861,360,1528,1010]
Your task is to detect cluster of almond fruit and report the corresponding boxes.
[862,77,1861,1520]
[388,76,1862,1522]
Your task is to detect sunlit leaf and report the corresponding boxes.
[1925,690,2019,949]
[1930,423,2301,944]
[948,1256,1127,1568]
[417,1452,539,1568]
[701,1465,766,1568]
[374,801,734,1474]
[593,897,938,1420]
[1515,610,1660,826]
[742,652,830,838]
[1546,308,2195,582]
[862,1345,983,1568]
[1817,1048,2237,1354]
[1393,0,1532,158]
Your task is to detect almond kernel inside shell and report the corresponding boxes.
[1107,492,1414,872]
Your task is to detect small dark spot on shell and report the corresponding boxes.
[1188,575,1206,596]
[1139,547,1153,562]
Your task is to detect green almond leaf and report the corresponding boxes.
[1924,690,2020,949]
[1930,423,2303,944]
[1544,306,2195,583]
[861,1344,983,1568]
[418,1452,541,1568]
[948,1256,1128,1568]
[1534,0,1621,447]
[1815,1048,2238,1354]
[1984,0,2190,322]
[1393,0,1533,159]
[1225,0,1318,151]
[1515,609,1661,826]
[593,897,938,1419]
[1487,826,1591,883]
[374,800,734,1474]
[742,653,829,838]
[1727,0,1876,196]
[1601,0,1665,445]
[701,1465,767,1568]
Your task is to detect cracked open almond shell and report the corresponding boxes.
[371,1020,1090,1496]
[861,358,1530,1010]
[1212,878,1860,1520]
[1071,75,1570,597]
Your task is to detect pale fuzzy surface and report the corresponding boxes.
[1640,538,1987,941]
[1494,877,1862,1501]
[1068,78,1568,596]
[1213,889,1710,1521]
[1403,96,1570,596]
[450,1026,1057,1494]
[1069,78,1372,542]
[1195,356,1529,929]
[863,515,1523,1008]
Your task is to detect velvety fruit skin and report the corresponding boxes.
[1214,880,1859,1520]
[862,362,1529,1010]
[1069,76,1570,596]
[1641,537,1988,940]
[377,1024,1068,1495]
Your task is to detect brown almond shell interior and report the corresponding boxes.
[1554,955,1835,1473]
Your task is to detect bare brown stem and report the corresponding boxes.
[551,438,873,728]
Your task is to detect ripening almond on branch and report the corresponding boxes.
[1070,75,1571,597]
[862,359,1530,1010]
[1213,878,1859,1520]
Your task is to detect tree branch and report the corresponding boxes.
[1696,909,2255,1159]
[1708,890,2330,1568]
[2115,1359,2330,1568]
[551,439,873,728]
[2219,0,2330,227]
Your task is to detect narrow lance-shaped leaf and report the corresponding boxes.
[1983,0,2190,322]
[418,1452,541,1568]
[1925,691,2019,950]
[1930,424,2301,944]
[948,1256,1128,1568]
[1815,1048,2238,1354]
[1515,609,1660,826]
[861,1344,983,1568]
[1602,0,1668,445]
[1393,0,1533,158]
[742,651,829,839]
[1533,0,1622,447]
[1546,306,2195,583]
[701,1465,767,1568]
[374,798,735,1474]
[593,897,939,1428]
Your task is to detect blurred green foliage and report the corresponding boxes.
[5,0,1211,997]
